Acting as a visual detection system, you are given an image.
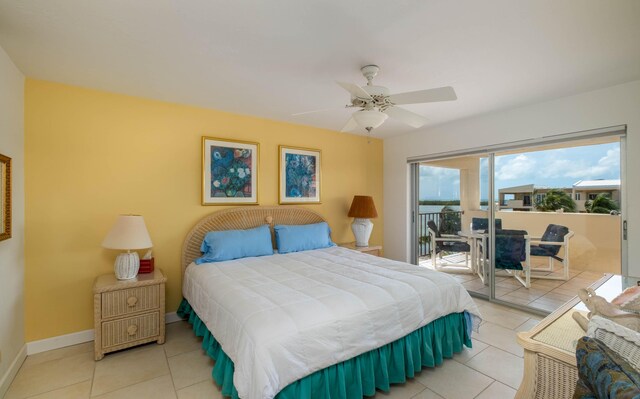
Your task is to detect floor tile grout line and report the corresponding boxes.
[18,378,93,399]
[464,346,524,390]
[472,380,501,399]
[163,346,181,398]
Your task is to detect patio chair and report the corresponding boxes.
[495,229,531,288]
[527,224,574,281]
[471,217,503,231]
[427,220,472,272]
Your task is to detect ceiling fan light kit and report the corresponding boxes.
[352,109,388,131]
[295,64,457,134]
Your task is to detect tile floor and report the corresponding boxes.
[4,297,540,399]
[421,254,605,313]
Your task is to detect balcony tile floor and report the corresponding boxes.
[420,254,604,313]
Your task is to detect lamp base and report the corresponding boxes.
[351,218,373,247]
[115,252,140,280]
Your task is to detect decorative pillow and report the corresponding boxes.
[195,224,273,264]
[575,336,640,399]
[274,222,336,254]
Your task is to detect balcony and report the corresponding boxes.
[419,209,620,311]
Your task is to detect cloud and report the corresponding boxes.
[554,148,620,179]
[495,154,536,180]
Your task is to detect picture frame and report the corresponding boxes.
[0,153,11,241]
[202,137,259,205]
[279,145,321,204]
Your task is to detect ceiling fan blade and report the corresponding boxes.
[336,81,372,100]
[340,117,358,132]
[384,106,428,128]
[292,107,342,116]
[388,86,457,105]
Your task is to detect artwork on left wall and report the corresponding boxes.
[202,137,259,205]
[0,153,11,241]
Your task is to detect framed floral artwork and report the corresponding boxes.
[202,137,259,205]
[279,146,321,204]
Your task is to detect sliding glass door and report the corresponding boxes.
[413,129,626,314]
[491,136,623,312]
[414,154,490,297]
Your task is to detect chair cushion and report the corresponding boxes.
[530,245,564,261]
[441,241,471,252]
[539,224,569,255]
[471,218,503,231]
[495,230,527,270]
[427,220,441,238]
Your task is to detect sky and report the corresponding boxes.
[419,142,621,201]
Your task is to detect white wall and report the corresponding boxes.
[0,45,25,392]
[384,80,640,277]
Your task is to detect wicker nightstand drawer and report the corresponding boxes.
[101,285,159,318]
[101,312,159,348]
[94,269,166,360]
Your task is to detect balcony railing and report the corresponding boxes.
[417,211,463,257]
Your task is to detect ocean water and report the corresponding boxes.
[419,205,461,214]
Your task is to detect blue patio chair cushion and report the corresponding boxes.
[427,220,441,238]
[428,220,470,253]
[530,224,569,259]
[471,218,503,231]
[529,245,562,260]
[442,241,471,252]
[495,229,527,271]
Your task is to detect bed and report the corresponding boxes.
[179,206,481,399]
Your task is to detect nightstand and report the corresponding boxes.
[93,269,166,360]
[339,242,382,257]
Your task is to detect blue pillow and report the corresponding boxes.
[274,222,336,254]
[195,224,273,264]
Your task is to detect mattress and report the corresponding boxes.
[183,246,481,399]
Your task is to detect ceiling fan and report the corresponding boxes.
[294,65,457,133]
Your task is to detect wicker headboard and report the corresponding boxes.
[181,206,327,277]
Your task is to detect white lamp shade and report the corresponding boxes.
[102,215,153,250]
[352,109,388,130]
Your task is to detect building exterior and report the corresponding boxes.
[498,179,620,212]
[572,179,621,212]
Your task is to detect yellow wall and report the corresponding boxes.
[24,79,383,341]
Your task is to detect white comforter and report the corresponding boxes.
[183,246,481,399]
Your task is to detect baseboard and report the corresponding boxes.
[26,329,95,355]
[166,311,181,324]
[26,311,181,355]
[0,344,27,398]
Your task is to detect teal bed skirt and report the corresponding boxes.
[177,299,472,399]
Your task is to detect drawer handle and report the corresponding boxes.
[127,296,138,307]
[127,324,138,336]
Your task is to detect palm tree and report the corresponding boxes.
[535,189,577,212]
[585,193,620,214]
[439,205,461,234]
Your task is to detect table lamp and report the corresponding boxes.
[348,195,378,247]
[102,215,153,280]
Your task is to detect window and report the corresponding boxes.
[502,193,515,205]
[535,194,545,203]
[523,195,531,206]
[588,193,598,200]
[575,193,581,200]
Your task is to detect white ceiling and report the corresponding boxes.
[1,0,639,138]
